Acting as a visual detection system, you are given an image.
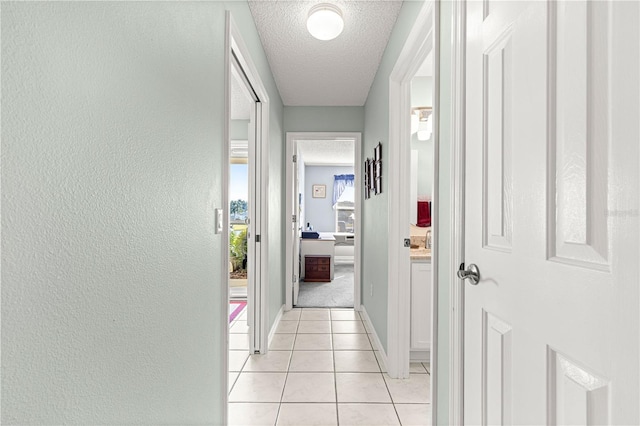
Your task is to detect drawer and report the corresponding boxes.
[304,255,331,282]
[305,255,330,263]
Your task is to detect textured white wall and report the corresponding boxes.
[2,2,228,423]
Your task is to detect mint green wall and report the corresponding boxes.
[411,134,434,197]
[361,0,425,352]
[2,1,283,423]
[224,3,286,341]
[411,77,434,107]
[284,106,364,132]
[231,119,249,140]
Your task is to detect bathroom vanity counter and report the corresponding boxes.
[410,225,431,261]
[410,247,431,261]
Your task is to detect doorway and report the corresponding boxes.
[387,0,437,423]
[224,12,272,423]
[408,51,435,365]
[285,133,362,311]
[228,63,255,303]
[227,52,263,353]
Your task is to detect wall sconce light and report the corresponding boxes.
[411,107,433,141]
[307,3,344,41]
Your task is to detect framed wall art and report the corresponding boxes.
[374,142,382,194]
[312,184,326,198]
[364,142,384,199]
[364,158,371,199]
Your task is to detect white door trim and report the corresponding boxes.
[223,11,271,425]
[448,1,466,424]
[387,0,435,382]
[285,132,362,311]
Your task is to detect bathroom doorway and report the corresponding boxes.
[407,51,435,365]
[386,5,437,425]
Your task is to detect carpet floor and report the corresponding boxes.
[296,263,354,308]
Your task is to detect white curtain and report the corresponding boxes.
[333,174,355,205]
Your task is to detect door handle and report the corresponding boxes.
[457,263,480,285]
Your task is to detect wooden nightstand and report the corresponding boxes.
[304,255,331,282]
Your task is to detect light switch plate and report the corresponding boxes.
[215,208,223,234]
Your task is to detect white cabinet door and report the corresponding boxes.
[410,261,432,351]
[463,1,639,423]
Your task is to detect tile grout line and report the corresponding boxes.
[273,317,299,425]
[331,314,340,426]
[380,369,404,425]
[228,303,249,396]
[361,308,404,425]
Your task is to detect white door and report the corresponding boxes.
[231,56,263,353]
[247,100,260,352]
[292,146,301,305]
[463,1,639,424]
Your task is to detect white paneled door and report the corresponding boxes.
[463,1,639,424]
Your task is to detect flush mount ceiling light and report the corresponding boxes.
[307,3,344,41]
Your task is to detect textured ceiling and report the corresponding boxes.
[248,0,403,106]
[298,139,355,165]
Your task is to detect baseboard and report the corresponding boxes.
[334,256,355,264]
[359,305,388,373]
[268,304,285,349]
[410,350,430,363]
[230,287,247,299]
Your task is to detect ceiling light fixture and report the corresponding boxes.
[307,3,344,41]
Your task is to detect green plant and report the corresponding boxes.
[229,228,248,271]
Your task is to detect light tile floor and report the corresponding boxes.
[228,306,431,426]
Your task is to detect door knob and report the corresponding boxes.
[457,263,480,285]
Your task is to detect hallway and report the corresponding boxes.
[228,307,431,425]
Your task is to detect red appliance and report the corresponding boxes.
[417,200,431,227]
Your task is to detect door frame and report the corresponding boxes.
[386,0,435,379]
[447,0,467,424]
[222,11,271,423]
[285,132,362,311]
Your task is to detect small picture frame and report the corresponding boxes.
[373,142,382,195]
[312,184,326,198]
[364,159,371,199]
[374,142,382,162]
[368,159,375,193]
[375,175,382,194]
[375,162,382,194]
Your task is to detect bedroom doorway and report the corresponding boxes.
[285,132,362,311]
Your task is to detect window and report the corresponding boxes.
[333,174,355,233]
[335,202,355,233]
